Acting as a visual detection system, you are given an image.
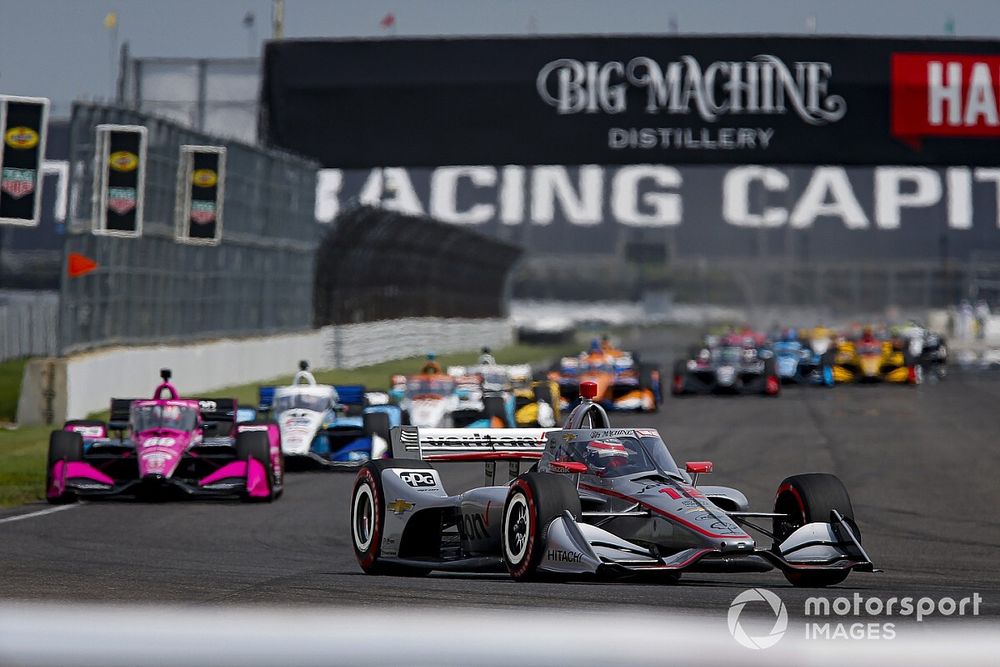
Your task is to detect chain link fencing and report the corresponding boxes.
[59,103,319,354]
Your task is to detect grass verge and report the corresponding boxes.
[0,341,577,508]
[0,357,28,423]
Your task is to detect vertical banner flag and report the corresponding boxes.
[175,145,225,245]
[0,95,49,226]
[93,124,146,237]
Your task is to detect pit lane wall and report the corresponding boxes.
[16,318,513,424]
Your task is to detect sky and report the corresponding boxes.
[1,0,999,116]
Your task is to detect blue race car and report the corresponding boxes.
[772,335,835,387]
[259,362,402,468]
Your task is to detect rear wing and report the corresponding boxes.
[391,426,556,462]
[109,399,136,423]
[192,398,237,424]
[108,397,236,424]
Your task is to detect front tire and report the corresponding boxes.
[351,460,433,576]
[773,473,856,587]
[502,472,581,581]
[46,431,84,504]
[236,431,274,503]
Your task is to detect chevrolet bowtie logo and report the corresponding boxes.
[387,499,415,514]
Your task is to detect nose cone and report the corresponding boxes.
[410,399,446,427]
[716,366,736,385]
[860,356,881,376]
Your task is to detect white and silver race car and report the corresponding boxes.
[350,381,875,586]
[259,362,399,468]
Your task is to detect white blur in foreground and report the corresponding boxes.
[0,603,997,667]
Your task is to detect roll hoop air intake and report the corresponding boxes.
[563,381,611,429]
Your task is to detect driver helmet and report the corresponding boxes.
[586,439,629,471]
[477,346,497,366]
[589,338,603,354]
[420,353,442,375]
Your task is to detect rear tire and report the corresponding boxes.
[531,382,558,427]
[46,431,84,504]
[236,431,274,503]
[671,360,688,396]
[763,358,781,396]
[351,460,433,576]
[639,364,661,411]
[502,472,581,581]
[363,411,392,458]
[773,473,856,587]
[482,395,509,427]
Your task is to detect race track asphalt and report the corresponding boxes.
[2,327,999,629]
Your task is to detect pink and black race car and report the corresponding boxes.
[46,369,283,503]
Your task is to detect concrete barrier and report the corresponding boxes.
[16,318,513,424]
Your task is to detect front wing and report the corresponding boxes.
[47,451,275,500]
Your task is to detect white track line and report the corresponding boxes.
[0,504,81,525]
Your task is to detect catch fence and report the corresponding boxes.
[59,103,319,354]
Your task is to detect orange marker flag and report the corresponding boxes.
[68,252,99,278]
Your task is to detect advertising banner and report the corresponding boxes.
[262,36,1000,168]
[0,95,49,226]
[93,124,146,237]
[175,145,226,245]
[316,163,1000,261]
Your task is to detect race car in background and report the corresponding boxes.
[672,335,781,396]
[890,321,948,380]
[772,328,835,386]
[47,370,283,503]
[258,362,399,468]
[448,348,560,428]
[549,338,661,412]
[832,329,922,384]
[391,354,512,428]
[350,381,874,586]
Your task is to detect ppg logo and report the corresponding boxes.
[399,471,437,488]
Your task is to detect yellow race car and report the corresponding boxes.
[512,379,561,427]
[832,334,922,385]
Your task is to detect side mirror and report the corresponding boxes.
[108,421,129,432]
[550,460,587,474]
[201,422,218,434]
[685,461,713,486]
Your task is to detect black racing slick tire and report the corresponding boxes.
[46,431,84,505]
[773,473,856,587]
[763,358,781,396]
[502,472,582,581]
[671,360,688,396]
[639,363,662,411]
[236,431,274,503]
[482,395,509,427]
[362,411,392,449]
[351,460,433,576]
